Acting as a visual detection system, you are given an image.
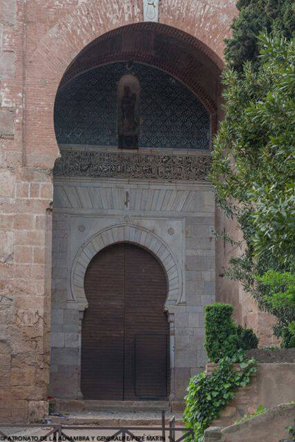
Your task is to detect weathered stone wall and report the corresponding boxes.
[215,209,279,345]
[204,403,295,442]
[0,0,94,422]
[205,362,295,428]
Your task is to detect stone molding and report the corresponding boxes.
[54,149,212,182]
[70,223,183,310]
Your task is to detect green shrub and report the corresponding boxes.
[204,303,236,362]
[257,270,295,347]
[183,351,257,442]
[205,303,258,362]
[286,421,295,441]
[282,322,295,348]
[237,326,259,350]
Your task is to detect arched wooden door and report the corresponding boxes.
[81,243,169,400]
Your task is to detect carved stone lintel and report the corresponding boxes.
[54,149,212,182]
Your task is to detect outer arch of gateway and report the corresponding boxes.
[1,0,284,423]
[11,0,241,414]
[49,20,222,404]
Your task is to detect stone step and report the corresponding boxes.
[50,410,183,427]
[55,400,171,413]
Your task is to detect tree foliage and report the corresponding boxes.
[257,271,295,347]
[225,0,295,71]
[210,35,295,343]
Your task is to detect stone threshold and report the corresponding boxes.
[55,400,171,413]
[51,400,184,426]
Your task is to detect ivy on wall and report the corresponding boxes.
[204,303,258,362]
[183,304,258,441]
[183,351,257,442]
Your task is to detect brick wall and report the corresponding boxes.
[0,0,94,422]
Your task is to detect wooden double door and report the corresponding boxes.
[81,243,169,400]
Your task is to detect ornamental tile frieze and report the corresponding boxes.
[53,149,212,182]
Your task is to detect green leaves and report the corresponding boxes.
[183,352,257,442]
[183,304,259,441]
[258,270,295,309]
[234,404,268,424]
[211,34,295,344]
[204,303,258,362]
[257,271,295,347]
[287,420,295,440]
[225,0,295,72]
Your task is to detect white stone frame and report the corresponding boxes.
[70,223,183,311]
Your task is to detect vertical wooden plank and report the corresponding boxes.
[124,244,169,399]
[81,243,169,400]
[81,244,125,399]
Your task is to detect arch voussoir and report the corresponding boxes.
[70,224,183,309]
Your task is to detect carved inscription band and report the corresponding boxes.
[54,150,212,181]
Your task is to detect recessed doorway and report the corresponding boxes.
[81,243,169,400]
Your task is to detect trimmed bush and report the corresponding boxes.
[205,303,258,362]
[204,303,236,362]
[237,326,259,350]
[282,322,295,349]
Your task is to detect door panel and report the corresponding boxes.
[81,244,125,400]
[81,243,169,400]
[124,244,169,400]
[135,334,168,398]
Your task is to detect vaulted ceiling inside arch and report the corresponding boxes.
[60,23,222,114]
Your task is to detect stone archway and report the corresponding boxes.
[25,0,235,170]
[71,224,183,311]
[44,0,232,406]
[1,0,242,421]
[59,224,181,401]
[81,242,170,400]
